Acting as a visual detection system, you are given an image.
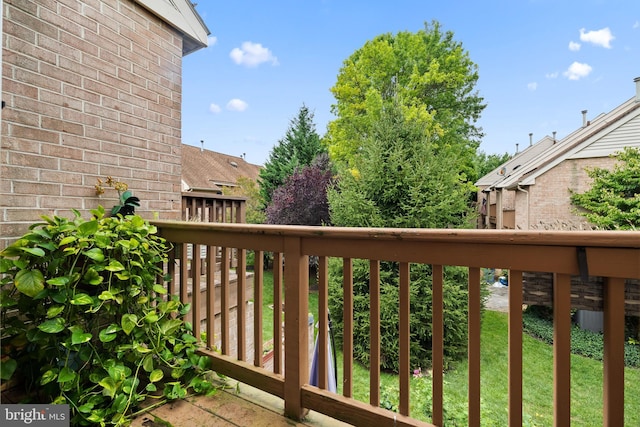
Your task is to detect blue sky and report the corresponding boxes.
[182,1,640,166]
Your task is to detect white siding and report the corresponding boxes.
[134,0,209,51]
[570,113,640,159]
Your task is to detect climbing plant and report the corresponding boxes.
[0,207,215,426]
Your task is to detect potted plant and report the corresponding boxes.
[94,177,140,216]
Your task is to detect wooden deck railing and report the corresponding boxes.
[153,221,640,427]
[181,192,246,223]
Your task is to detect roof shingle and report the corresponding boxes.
[181,144,262,193]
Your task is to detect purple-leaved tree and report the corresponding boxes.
[266,153,333,226]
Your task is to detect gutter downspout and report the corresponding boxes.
[517,186,530,230]
[496,189,503,229]
[484,191,491,229]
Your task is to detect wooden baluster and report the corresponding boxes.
[432,264,444,426]
[319,256,329,390]
[192,244,201,341]
[253,251,264,367]
[508,270,523,427]
[399,262,410,416]
[369,260,381,405]
[468,267,481,427]
[221,246,230,355]
[553,273,571,426]
[237,248,247,361]
[603,277,625,427]
[206,245,216,350]
[343,258,353,398]
[274,252,283,374]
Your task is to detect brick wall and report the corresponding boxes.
[477,156,617,230]
[523,157,616,230]
[1,0,185,249]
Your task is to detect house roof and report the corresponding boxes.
[134,0,210,55]
[476,92,640,191]
[181,144,262,194]
[475,135,556,188]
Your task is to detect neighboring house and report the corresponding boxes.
[181,143,262,195]
[477,77,640,230]
[0,0,210,249]
[180,143,262,223]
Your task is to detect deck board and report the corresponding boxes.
[130,381,350,427]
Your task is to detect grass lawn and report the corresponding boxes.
[259,271,318,344]
[442,311,640,426]
[330,311,640,426]
[256,271,640,425]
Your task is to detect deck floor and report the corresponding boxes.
[2,380,349,427]
[130,380,351,427]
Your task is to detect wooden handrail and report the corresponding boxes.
[154,221,640,427]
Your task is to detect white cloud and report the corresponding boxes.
[579,27,615,48]
[545,72,559,79]
[568,41,581,51]
[209,103,221,114]
[634,21,639,29]
[226,99,249,112]
[563,62,592,80]
[207,36,218,47]
[527,82,538,91]
[230,42,279,67]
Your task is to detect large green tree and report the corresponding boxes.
[570,147,640,229]
[325,20,485,183]
[328,103,474,229]
[327,104,473,372]
[258,105,326,207]
[474,150,512,181]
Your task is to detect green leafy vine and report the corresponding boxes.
[0,207,215,426]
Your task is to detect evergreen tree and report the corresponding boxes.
[327,104,473,373]
[328,103,474,229]
[258,105,326,208]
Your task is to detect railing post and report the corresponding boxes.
[283,236,309,420]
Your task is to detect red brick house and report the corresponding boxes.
[0,0,210,249]
[477,77,640,230]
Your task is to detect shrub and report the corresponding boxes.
[0,207,214,426]
[522,309,640,368]
[328,259,472,373]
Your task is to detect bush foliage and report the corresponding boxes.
[0,208,214,425]
[522,309,640,368]
[328,260,471,373]
[266,153,333,226]
[570,147,640,229]
[327,104,477,374]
